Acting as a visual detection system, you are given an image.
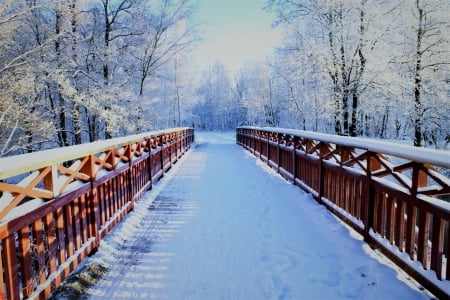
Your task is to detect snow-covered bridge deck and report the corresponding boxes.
[54,132,432,299]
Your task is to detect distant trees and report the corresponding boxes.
[265,0,450,147]
[132,0,198,132]
[234,63,284,127]
[1,0,449,153]
[193,63,234,130]
[0,1,56,155]
[191,0,449,149]
[0,0,199,157]
[192,62,285,130]
[396,0,450,147]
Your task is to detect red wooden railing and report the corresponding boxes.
[237,126,450,299]
[0,128,194,299]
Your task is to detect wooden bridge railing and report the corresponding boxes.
[237,126,450,299]
[0,127,194,300]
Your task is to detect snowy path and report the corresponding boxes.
[71,132,431,299]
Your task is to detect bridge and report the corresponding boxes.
[0,128,449,299]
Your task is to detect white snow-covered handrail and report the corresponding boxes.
[243,126,450,169]
[0,127,192,180]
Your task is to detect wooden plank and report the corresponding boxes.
[356,180,363,219]
[106,175,114,220]
[405,203,417,259]
[105,180,112,222]
[447,219,450,281]
[18,226,34,297]
[44,212,58,274]
[87,188,100,251]
[72,198,82,251]
[32,219,47,285]
[98,184,106,226]
[80,194,89,244]
[417,210,430,269]
[64,204,75,258]
[355,181,361,219]
[0,182,54,199]
[347,178,354,216]
[430,216,445,279]
[113,174,120,215]
[345,176,351,212]
[0,241,5,300]
[386,195,394,244]
[3,235,20,300]
[55,206,66,265]
[118,175,125,211]
[394,198,405,252]
[110,176,119,227]
[373,191,381,234]
[128,168,134,202]
[57,160,91,194]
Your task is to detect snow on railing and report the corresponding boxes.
[237,126,450,299]
[0,128,194,300]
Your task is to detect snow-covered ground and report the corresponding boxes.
[56,131,435,299]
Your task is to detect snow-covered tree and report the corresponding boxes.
[266,0,450,148]
[0,0,57,156]
[193,62,236,130]
[393,0,450,147]
[130,0,198,132]
[0,0,199,156]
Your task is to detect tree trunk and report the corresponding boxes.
[380,105,389,139]
[349,3,367,138]
[413,2,424,147]
[349,93,358,137]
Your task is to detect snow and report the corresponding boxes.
[62,131,435,299]
[369,230,450,293]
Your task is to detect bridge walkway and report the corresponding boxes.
[52,132,431,300]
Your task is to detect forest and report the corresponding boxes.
[0,0,449,157]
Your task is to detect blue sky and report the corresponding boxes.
[192,0,283,75]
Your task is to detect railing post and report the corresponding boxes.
[168,134,172,167]
[252,130,256,155]
[257,130,262,159]
[0,247,4,300]
[317,143,329,205]
[126,144,135,209]
[175,132,179,159]
[160,135,165,174]
[292,136,299,183]
[277,133,282,173]
[146,138,153,190]
[363,153,380,242]
[3,234,19,299]
[83,155,100,252]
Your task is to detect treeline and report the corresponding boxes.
[0,0,198,156]
[1,0,449,156]
[192,0,450,148]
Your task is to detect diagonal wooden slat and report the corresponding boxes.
[0,167,54,220]
[57,156,91,194]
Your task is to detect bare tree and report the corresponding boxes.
[406,0,450,146]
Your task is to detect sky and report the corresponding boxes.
[192,0,283,75]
